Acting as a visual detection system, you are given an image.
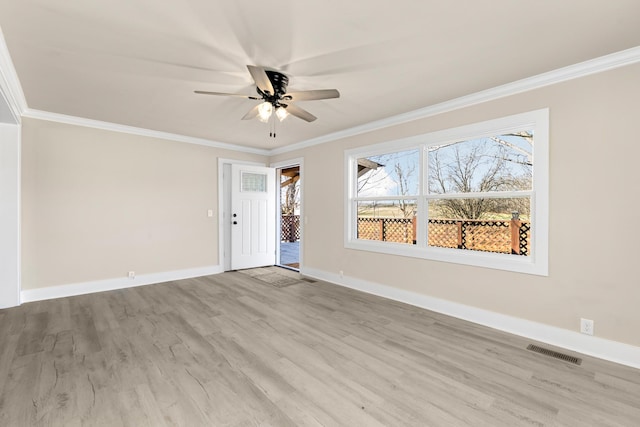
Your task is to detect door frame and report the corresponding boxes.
[271,157,304,270]
[0,123,21,308]
[218,158,268,272]
[1,30,26,308]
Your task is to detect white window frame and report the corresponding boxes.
[344,109,549,276]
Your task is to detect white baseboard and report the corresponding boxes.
[20,265,223,303]
[301,267,640,370]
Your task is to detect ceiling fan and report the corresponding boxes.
[195,65,340,126]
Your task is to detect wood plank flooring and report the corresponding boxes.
[1,271,639,426]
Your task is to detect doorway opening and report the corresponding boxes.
[277,164,301,271]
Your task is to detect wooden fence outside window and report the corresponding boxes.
[357,216,530,256]
[281,214,531,255]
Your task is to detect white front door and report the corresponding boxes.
[230,164,276,270]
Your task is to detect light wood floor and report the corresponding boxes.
[1,271,639,426]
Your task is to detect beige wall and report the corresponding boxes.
[272,63,640,347]
[21,118,266,289]
[20,63,640,348]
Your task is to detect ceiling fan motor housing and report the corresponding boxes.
[258,70,289,104]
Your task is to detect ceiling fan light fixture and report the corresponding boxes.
[276,106,288,122]
[257,102,273,122]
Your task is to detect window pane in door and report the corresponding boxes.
[242,172,267,192]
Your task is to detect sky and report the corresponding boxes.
[357,131,533,198]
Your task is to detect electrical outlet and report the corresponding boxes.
[128,271,135,279]
[580,318,594,335]
[339,270,344,278]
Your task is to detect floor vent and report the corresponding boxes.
[526,344,582,365]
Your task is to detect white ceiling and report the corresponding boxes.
[1,1,639,150]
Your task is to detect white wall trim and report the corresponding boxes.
[22,108,271,156]
[20,265,223,303]
[270,45,640,156]
[301,267,640,370]
[0,27,27,124]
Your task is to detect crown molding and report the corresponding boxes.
[269,45,640,156]
[0,27,27,124]
[3,32,639,157]
[22,109,271,156]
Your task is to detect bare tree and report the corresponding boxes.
[394,161,417,218]
[429,136,532,219]
[281,178,299,215]
[279,167,300,214]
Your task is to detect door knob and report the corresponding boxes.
[233,213,237,217]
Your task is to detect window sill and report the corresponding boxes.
[344,238,548,276]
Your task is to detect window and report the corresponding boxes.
[345,110,548,275]
[356,149,419,244]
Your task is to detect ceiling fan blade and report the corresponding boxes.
[284,104,317,122]
[247,65,275,95]
[242,104,260,120]
[194,90,258,99]
[282,89,340,102]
